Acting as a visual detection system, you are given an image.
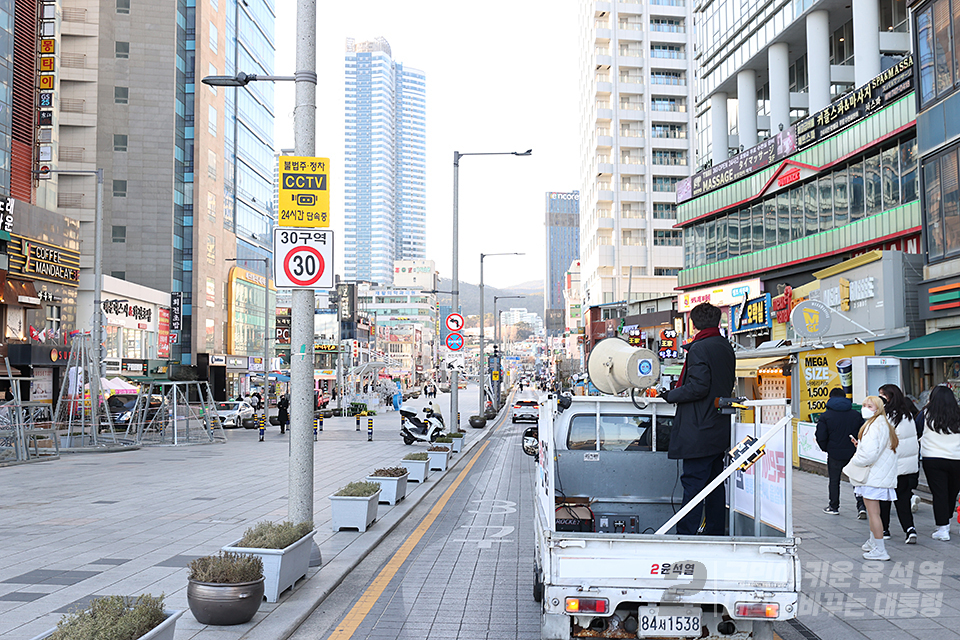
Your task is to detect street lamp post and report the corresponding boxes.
[492,294,524,405]
[227,257,271,415]
[451,150,530,429]
[478,252,523,416]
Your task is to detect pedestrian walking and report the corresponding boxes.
[815,387,866,517]
[658,302,736,536]
[277,394,289,435]
[877,384,920,543]
[844,395,899,561]
[919,385,960,541]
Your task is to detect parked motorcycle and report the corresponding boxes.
[400,404,446,445]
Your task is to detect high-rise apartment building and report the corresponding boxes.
[544,191,580,331]
[344,37,426,286]
[51,0,276,365]
[577,1,695,308]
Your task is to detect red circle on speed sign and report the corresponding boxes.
[283,245,325,287]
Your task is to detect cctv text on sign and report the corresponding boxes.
[278,156,330,228]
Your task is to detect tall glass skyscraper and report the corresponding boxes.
[545,192,580,323]
[344,37,426,285]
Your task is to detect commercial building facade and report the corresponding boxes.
[344,37,426,286]
[544,191,580,333]
[577,0,695,308]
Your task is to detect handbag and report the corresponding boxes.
[842,460,870,485]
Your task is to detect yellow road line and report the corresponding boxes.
[327,440,491,639]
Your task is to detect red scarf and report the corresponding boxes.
[678,327,722,384]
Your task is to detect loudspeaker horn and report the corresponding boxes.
[586,337,661,395]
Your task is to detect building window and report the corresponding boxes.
[116,0,129,13]
[923,146,960,262]
[651,97,684,112]
[655,267,680,276]
[654,203,677,218]
[113,180,127,197]
[650,45,684,59]
[880,0,908,31]
[651,124,686,138]
[112,225,126,242]
[650,71,684,85]
[622,230,644,246]
[208,105,217,136]
[829,20,854,65]
[915,0,959,107]
[116,41,129,59]
[789,55,808,93]
[114,134,127,151]
[652,150,687,165]
[111,271,125,279]
[208,150,217,179]
[653,177,683,192]
[207,192,217,223]
[206,234,216,265]
[209,23,218,54]
[115,86,128,104]
[654,230,682,246]
[45,305,61,335]
[650,18,684,32]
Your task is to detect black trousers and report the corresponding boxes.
[922,457,960,526]
[880,472,918,533]
[827,455,866,512]
[678,453,726,536]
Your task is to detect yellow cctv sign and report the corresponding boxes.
[278,156,330,227]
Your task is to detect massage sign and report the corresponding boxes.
[10,236,80,287]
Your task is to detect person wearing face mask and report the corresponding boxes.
[815,387,866,517]
[919,385,960,541]
[877,384,920,544]
[845,395,899,560]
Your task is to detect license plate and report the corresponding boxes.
[637,606,701,637]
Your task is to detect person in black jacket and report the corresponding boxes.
[815,387,866,517]
[277,394,290,435]
[660,303,736,535]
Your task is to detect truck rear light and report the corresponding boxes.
[514,405,521,409]
[565,597,608,614]
[734,602,779,618]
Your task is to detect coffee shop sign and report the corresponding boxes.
[102,300,153,322]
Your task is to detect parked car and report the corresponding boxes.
[511,399,540,423]
[216,401,256,429]
[106,393,164,429]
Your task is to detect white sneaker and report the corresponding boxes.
[911,495,921,513]
[933,528,951,541]
[861,539,874,551]
[863,546,891,561]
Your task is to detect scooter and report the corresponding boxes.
[400,404,446,445]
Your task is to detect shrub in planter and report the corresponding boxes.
[427,445,450,471]
[34,594,182,640]
[223,520,315,603]
[330,481,381,532]
[186,553,264,626]
[367,467,409,506]
[401,452,430,483]
[448,431,464,453]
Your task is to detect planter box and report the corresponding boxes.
[222,531,315,603]
[329,490,380,532]
[366,473,408,505]
[30,609,184,640]
[450,437,463,453]
[401,459,429,483]
[427,449,450,471]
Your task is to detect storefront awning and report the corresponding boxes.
[735,356,784,378]
[3,279,41,308]
[880,328,960,359]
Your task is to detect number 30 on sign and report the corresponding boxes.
[273,229,335,289]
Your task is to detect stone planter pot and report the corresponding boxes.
[366,473,408,505]
[329,490,380,532]
[449,436,463,453]
[29,609,184,640]
[187,579,264,625]
[401,459,429,483]
[222,531,315,603]
[469,415,487,428]
[427,449,450,471]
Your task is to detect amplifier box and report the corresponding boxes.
[594,513,639,534]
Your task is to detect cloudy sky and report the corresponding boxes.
[273,0,580,291]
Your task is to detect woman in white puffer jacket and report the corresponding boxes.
[848,395,899,561]
[878,384,920,544]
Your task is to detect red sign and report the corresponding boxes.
[658,329,679,359]
[771,286,793,324]
[777,168,801,187]
[157,307,171,359]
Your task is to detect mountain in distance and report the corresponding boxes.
[437,278,544,319]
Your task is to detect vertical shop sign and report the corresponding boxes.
[158,307,171,359]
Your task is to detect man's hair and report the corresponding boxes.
[829,387,846,399]
[690,303,722,330]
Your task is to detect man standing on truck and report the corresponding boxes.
[659,302,736,535]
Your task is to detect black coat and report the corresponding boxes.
[814,396,863,459]
[277,396,290,423]
[663,333,736,460]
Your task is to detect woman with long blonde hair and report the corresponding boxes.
[847,395,899,560]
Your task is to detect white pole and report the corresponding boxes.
[91,169,104,445]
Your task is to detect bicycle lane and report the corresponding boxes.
[295,412,542,640]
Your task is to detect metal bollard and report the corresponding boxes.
[367,417,373,441]
[319,414,324,432]
[457,412,461,427]
[258,414,265,442]
[313,417,318,441]
[356,415,361,431]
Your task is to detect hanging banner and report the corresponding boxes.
[797,343,875,422]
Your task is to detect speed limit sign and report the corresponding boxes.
[273,228,334,289]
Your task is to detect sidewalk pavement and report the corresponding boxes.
[0,387,495,640]
[787,466,960,640]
